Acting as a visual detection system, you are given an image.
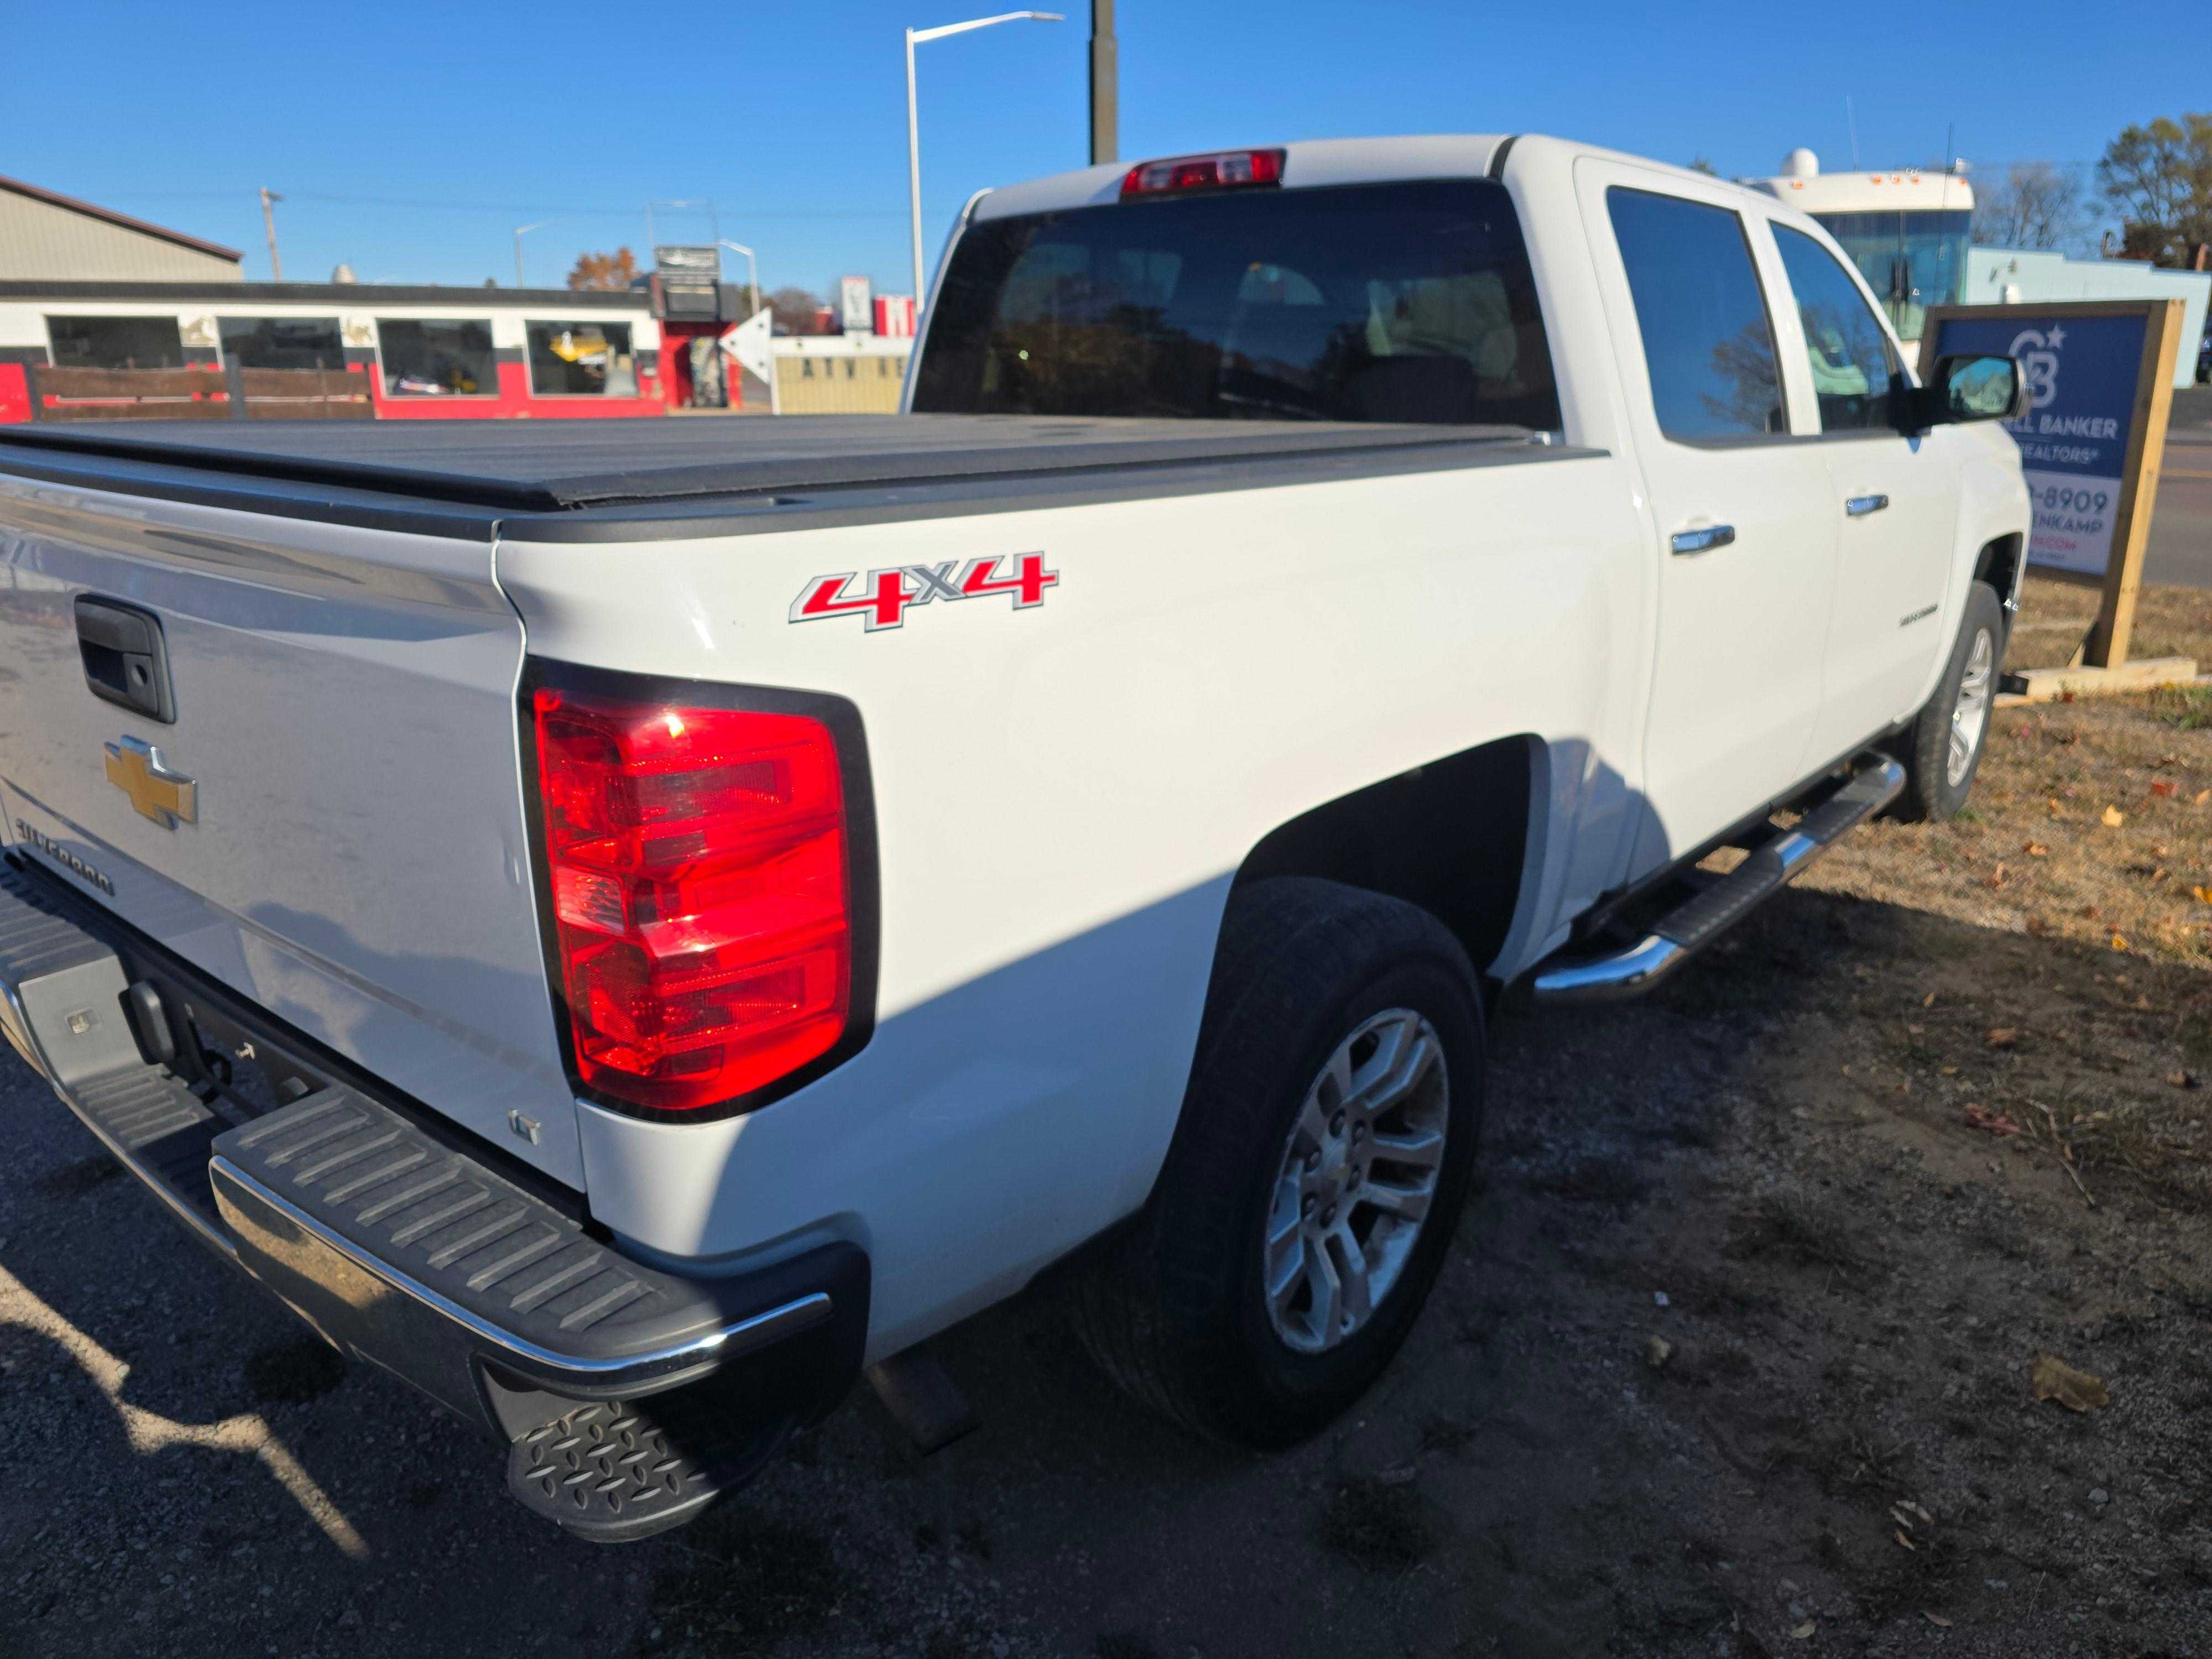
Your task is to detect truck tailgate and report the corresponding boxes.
[0,474,582,1186]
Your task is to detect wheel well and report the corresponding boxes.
[1233,735,1535,979]
[1974,533,2023,618]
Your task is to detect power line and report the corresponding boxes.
[92,189,902,220]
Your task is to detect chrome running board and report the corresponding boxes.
[1531,754,1905,1004]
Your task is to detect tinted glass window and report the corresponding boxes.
[47,315,185,371]
[378,319,497,397]
[1809,207,1970,341]
[913,180,1559,429]
[1772,225,1900,433]
[220,316,346,371]
[526,322,637,396]
[1606,189,1784,441]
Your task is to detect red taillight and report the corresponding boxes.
[1119,147,1285,198]
[530,686,851,1115]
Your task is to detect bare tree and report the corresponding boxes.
[1972,161,2086,251]
[2097,113,2212,267]
[768,286,827,335]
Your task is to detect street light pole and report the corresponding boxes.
[905,11,1064,307]
[719,241,761,319]
[513,220,554,288]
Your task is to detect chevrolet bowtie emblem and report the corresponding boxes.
[104,736,196,829]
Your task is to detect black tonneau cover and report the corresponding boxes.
[0,414,1526,514]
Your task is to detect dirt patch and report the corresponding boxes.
[242,1337,348,1407]
[1313,1475,1437,1573]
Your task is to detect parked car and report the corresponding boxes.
[0,133,2030,1541]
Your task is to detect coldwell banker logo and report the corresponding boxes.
[2008,324,2063,412]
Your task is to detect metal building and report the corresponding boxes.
[0,175,243,283]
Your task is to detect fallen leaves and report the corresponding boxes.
[2030,1353,2110,1413]
[1985,1027,2018,1048]
[1790,1621,1815,1640]
[2152,780,2179,799]
[1644,1335,1672,1369]
[2101,805,2126,828]
[2168,1070,2200,1090]
[1965,1104,2023,1136]
[1891,1497,1936,1553]
[2023,841,2049,857]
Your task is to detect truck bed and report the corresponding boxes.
[0,414,1534,515]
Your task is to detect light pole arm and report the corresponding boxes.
[910,9,1062,44]
[906,11,1065,310]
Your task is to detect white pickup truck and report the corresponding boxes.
[0,134,2028,1540]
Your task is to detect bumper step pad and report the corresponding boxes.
[1,855,870,1542]
[509,1394,785,1543]
[0,860,230,1252]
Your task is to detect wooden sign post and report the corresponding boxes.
[1918,298,2185,670]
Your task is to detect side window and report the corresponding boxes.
[1605,187,1785,442]
[1771,224,1901,433]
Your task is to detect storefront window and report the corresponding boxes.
[377,319,495,396]
[46,315,187,370]
[220,316,347,370]
[525,322,637,396]
[1809,209,1970,344]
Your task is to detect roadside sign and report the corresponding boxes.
[654,245,723,322]
[840,276,874,335]
[1919,299,2185,667]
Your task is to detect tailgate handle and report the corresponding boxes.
[74,596,176,724]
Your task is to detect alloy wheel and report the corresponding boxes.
[1262,1008,1449,1354]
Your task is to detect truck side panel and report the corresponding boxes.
[496,453,1651,1358]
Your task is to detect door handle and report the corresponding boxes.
[1844,493,1890,517]
[1668,524,1736,556]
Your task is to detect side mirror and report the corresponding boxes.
[1906,354,2027,431]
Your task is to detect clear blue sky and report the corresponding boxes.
[9,0,2204,298]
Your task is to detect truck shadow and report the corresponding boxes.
[3,885,2209,1657]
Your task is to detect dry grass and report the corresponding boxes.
[1803,576,2212,972]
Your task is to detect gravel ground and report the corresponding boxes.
[4,590,2211,1659]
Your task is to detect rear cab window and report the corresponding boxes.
[912,179,1561,429]
[1604,187,1786,443]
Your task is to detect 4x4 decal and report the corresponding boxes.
[790,553,1058,632]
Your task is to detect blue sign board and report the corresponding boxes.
[1925,310,2148,576]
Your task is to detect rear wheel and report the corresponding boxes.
[1895,581,2002,823]
[1071,878,1484,1446]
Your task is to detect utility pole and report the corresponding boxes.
[258,187,284,281]
[1089,0,1117,166]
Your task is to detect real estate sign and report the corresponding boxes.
[1922,310,2141,575]
[1919,299,2184,666]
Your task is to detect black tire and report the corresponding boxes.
[1893,581,2004,823]
[1071,877,1484,1446]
